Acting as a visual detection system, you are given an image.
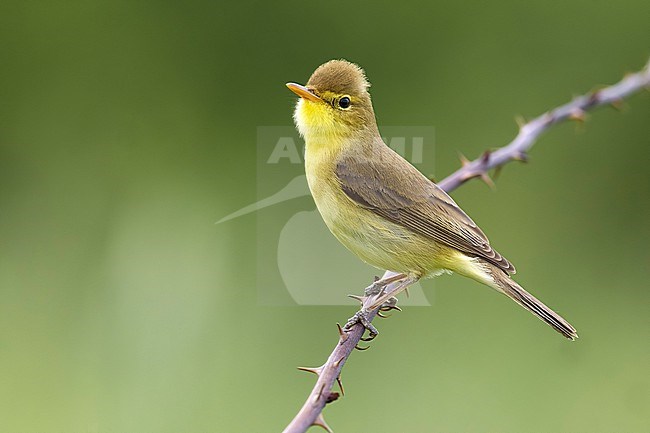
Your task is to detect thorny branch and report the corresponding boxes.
[282,58,650,433]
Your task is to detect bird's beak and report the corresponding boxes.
[286,83,321,102]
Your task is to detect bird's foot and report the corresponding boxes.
[377,297,402,318]
[380,296,398,310]
[368,275,419,310]
[345,274,415,342]
[343,309,378,341]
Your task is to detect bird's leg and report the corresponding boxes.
[367,275,419,310]
[344,274,415,340]
[364,272,407,296]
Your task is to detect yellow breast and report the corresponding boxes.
[296,98,458,277]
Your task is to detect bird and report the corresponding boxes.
[286,59,577,340]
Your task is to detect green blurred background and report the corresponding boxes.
[1,1,649,432]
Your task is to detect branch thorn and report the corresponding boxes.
[336,375,345,396]
[458,152,470,167]
[313,414,333,433]
[347,294,366,305]
[480,150,491,164]
[336,323,349,343]
[297,366,323,376]
[480,172,495,189]
[515,115,527,128]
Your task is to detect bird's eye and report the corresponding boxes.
[338,96,351,109]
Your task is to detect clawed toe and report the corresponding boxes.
[377,297,402,318]
[343,310,379,339]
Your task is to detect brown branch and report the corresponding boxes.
[282,58,650,433]
[438,59,650,191]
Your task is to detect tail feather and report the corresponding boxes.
[488,266,578,340]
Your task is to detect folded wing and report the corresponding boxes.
[335,146,515,275]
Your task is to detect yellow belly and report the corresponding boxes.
[305,154,456,277]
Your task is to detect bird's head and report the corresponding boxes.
[287,60,378,142]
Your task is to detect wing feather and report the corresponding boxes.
[335,148,515,274]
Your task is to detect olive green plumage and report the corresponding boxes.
[288,59,577,340]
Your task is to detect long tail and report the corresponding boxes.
[486,264,578,340]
